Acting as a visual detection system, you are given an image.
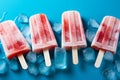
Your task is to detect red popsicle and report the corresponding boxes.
[62,11,87,64]
[0,20,30,69]
[29,14,58,66]
[91,16,120,68]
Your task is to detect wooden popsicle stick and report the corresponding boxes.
[17,54,28,69]
[43,49,51,67]
[72,47,79,65]
[94,50,105,68]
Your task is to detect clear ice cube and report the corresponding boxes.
[83,47,95,62]
[15,13,29,24]
[28,63,39,76]
[115,60,120,72]
[0,42,5,57]
[54,47,67,70]
[88,19,99,28]
[102,68,117,80]
[86,29,97,43]
[8,58,19,71]
[0,59,8,74]
[21,24,30,37]
[52,23,61,34]
[39,61,55,76]
[37,54,44,64]
[25,35,32,46]
[104,51,114,62]
[26,52,37,63]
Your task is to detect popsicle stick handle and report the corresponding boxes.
[72,47,79,65]
[17,54,28,69]
[43,49,51,67]
[94,50,105,68]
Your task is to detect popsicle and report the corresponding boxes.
[62,11,87,64]
[0,20,30,69]
[91,16,120,68]
[29,14,58,66]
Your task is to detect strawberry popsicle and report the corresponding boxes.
[91,16,120,68]
[29,14,58,66]
[62,11,87,64]
[0,20,30,69]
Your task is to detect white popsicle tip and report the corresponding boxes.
[72,47,79,65]
[18,54,28,69]
[94,50,105,68]
[43,49,51,67]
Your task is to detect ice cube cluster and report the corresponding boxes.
[0,13,120,80]
[26,47,67,76]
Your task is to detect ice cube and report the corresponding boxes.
[0,12,7,22]
[83,47,95,62]
[39,61,55,76]
[25,35,32,46]
[104,51,114,62]
[54,47,67,70]
[86,29,97,43]
[39,76,49,80]
[15,13,29,24]
[8,58,19,71]
[54,33,61,47]
[115,60,120,72]
[28,63,39,76]
[26,52,37,63]
[102,68,117,80]
[37,54,44,64]
[14,14,29,34]
[88,19,99,28]
[0,59,8,74]
[0,42,5,57]
[52,23,61,34]
[117,38,120,48]
[21,24,30,37]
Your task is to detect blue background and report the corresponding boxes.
[0,0,120,80]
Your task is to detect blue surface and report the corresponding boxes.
[0,0,120,80]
